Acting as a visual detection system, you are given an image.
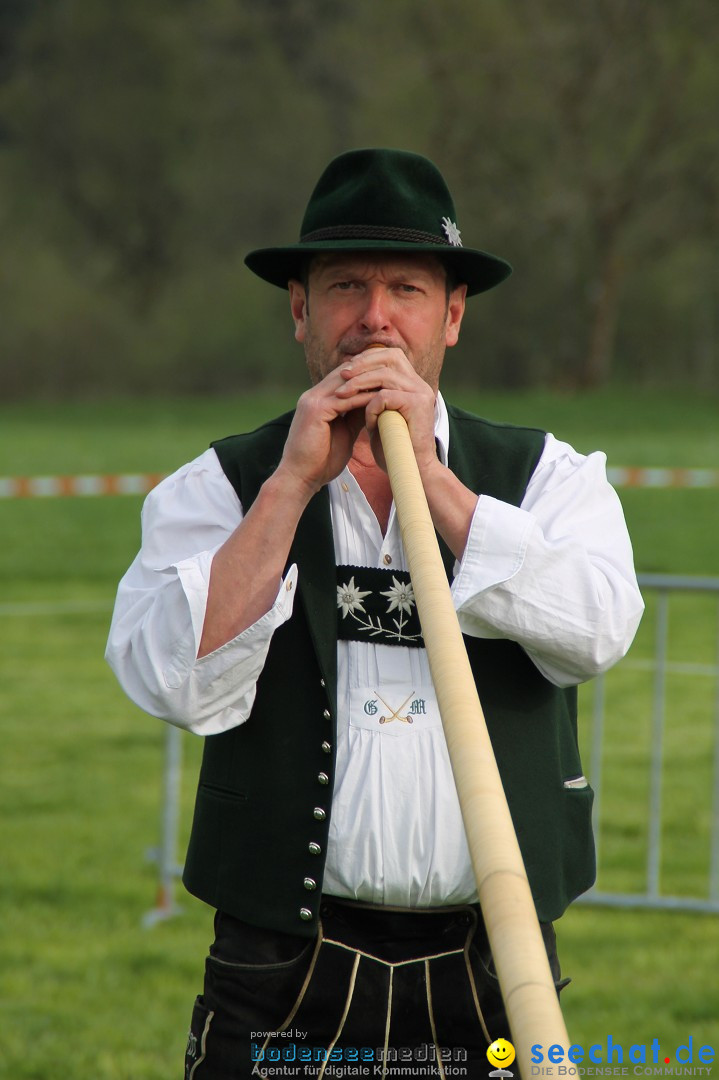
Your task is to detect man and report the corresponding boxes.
[107,149,643,1078]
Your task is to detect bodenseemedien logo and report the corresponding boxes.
[488,1038,516,1077]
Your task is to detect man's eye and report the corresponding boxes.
[399,284,420,293]
[333,281,355,290]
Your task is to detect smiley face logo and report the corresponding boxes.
[487,1039,516,1071]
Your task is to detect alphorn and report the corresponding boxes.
[376,407,570,1072]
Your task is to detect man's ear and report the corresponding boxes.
[288,280,308,343]
[445,283,467,348]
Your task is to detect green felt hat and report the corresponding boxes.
[244,148,512,297]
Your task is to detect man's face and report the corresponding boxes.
[288,253,467,392]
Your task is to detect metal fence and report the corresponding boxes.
[578,574,719,915]
[144,717,186,927]
[5,476,717,920]
[143,574,719,923]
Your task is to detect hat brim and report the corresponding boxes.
[244,240,512,297]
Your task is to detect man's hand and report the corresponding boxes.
[276,366,368,497]
[276,345,439,494]
[334,345,440,478]
[199,357,398,658]
[335,344,479,563]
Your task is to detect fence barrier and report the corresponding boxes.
[0,473,166,498]
[3,467,719,499]
[5,478,718,920]
[136,574,719,925]
[579,574,719,915]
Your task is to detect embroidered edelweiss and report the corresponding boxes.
[380,576,416,615]
[441,216,462,247]
[335,571,422,644]
[337,577,371,618]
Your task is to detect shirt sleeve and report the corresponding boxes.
[450,434,644,686]
[105,448,298,735]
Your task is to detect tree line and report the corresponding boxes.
[1,0,717,397]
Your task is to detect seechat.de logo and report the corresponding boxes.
[530,1037,715,1072]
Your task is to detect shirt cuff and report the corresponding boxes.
[162,559,298,691]
[451,495,535,609]
[169,547,218,655]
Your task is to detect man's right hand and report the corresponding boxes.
[197,368,378,657]
[276,365,378,496]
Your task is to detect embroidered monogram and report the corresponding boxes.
[350,685,442,736]
[376,690,415,725]
[336,566,424,647]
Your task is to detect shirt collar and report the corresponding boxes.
[434,391,450,466]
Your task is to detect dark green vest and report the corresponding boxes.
[182,405,595,934]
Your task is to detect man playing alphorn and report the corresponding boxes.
[107,148,643,1078]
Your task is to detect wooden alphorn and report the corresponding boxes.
[377,407,569,1072]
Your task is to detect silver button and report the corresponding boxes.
[299,907,313,921]
[323,708,331,720]
[304,877,317,891]
[383,553,392,565]
[321,741,331,754]
[308,842,322,856]
[317,772,329,785]
[320,678,326,688]
[313,807,326,821]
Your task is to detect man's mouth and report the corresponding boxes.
[341,338,395,357]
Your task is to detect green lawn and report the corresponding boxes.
[1,389,718,1076]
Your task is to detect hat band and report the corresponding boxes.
[300,224,452,246]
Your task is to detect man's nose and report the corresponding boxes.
[358,286,391,333]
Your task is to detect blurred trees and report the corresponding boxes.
[0,0,717,397]
[390,0,719,388]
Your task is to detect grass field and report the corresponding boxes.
[1,388,718,1077]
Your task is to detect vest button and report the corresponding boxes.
[304,877,317,891]
[323,709,331,720]
[383,553,392,565]
[321,741,331,754]
[313,807,326,821]
[299,908,313,921]
[320,678,326,688]
[308,842,322,856]
[317,772,329,785]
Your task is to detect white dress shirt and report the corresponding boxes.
[106,394,643,906]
